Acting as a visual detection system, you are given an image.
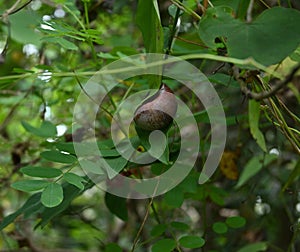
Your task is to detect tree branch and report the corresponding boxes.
[238,63,300,100]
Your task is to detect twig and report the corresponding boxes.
[0,88,32,134]
[0,0,32,17]
[246,0,254,22]
[239,63,300,100]
[130,196,155,252]
[174,35,209,48]
[165,0,183,56]
[73,71,128,137]
[0,55,284,85]
[170,0,201,21]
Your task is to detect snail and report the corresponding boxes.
[134,84,177,131]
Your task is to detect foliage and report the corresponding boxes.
[0,0,300,251]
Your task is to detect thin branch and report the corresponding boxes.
[246,0,254,22]
[73,71,128,137]
[0,55,284,82]
[239,63,300,100]
[174,35,209,48]
[130,197,155,252]
[0,0,32,18]
[170,0,201,21]
[165,0,183,56]
[0,87,32,134]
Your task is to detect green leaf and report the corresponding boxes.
[136,0,164,53]
[213,222,228,234]
[226,216,246,228]
[41,151,77,164]
[249,100,266,152]
[41,183,64,208]
[135,126,170,165]
[56,142,76,154]
[20,166,62,178]
[0,193,42,230]
[179,235,205,249]
[11,180,49,192]
[22,121,57,138]
[41,37,78,50]
[236,154,277,188]
[208,185,227,206]
[208,73,240,88]
[37,180,94,228]
[104,243,122,252]
[198,6,300,65]
[151,239,176,252]
[105,193,128,221]
[237,242,268,252]
[9,10,42,45]
[63,173,86,190]
[282,159,300,192]
[164,187,184,208]
[136,0,164,88]
[104,156,128,179]
[170,221,190,231]
[80,159,104,175]
[150,224,168,237]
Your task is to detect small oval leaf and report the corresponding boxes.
[151,239,176,252]
[41,151,77,164]
[41,183,64,208]
[63,173,85,190]
[105,193,128,221]
[226,216,246,229]
[21,166,62,178]
[11,180,49,192]
[150,224,167,237]
[179,235,205,249]
[213,222,228,234]
[170,221,190,231]
[22,121,57,138]
[237,242,268,252]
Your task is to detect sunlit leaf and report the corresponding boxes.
[220,151,239,180]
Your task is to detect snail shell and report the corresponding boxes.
[134,84,177,131]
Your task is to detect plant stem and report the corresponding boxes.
[165,0,183,56]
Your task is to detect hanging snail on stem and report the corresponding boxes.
[134,84,177,131]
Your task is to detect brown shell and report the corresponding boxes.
[134,84,177,131]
